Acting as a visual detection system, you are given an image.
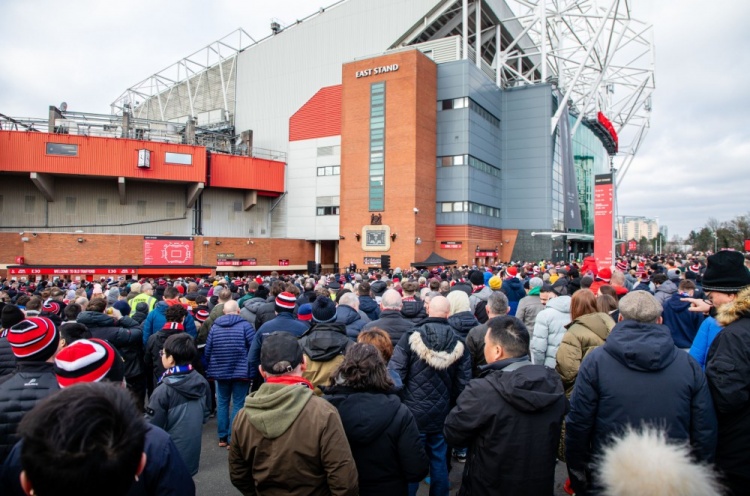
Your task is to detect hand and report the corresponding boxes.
[680,297,711,314]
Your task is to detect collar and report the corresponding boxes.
[480,356,531,376]
[265,375,314,390]
[472,285,485,293]
[159,364,192,384]
[161,322,185,331]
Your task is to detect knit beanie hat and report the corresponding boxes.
[506,266,518,278]
[135,302,150,314]
[616,260,628,272]
[1,304,25,330]
[194,306,210,324]
[469,270,484,286]
[702,251,750,293]
[8,316,60,361]
[597,267,612,282]
[488,276,502,290]
[275,292,297,313]
[113,300,131,316]
[297,303,313,321]
[54,338,125,388]
[41,301,64,318]
[312,296,337,323]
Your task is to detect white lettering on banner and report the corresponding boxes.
[355,64,399,78]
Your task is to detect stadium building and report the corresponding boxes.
[0,0,654,280]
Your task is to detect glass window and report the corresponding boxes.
[441,202,452,212]
[453,201,464,212]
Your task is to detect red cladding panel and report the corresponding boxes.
[210,153,285,194]
[289,85,342,141]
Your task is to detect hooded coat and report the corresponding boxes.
[388,318,472,433]
[500,278,527,316]
[400,299,427,323]
[662,292,705,348]
[566,319,718,495]
[555,312,615,397]
[299,322,352,395]
[145,370,211,475]
[531,296,572,368]
[239,296,266,327]
[228,382,358,496]
[141,301,198,346]
[444,358,566,496]
[334,305,366,340]
[448,311,480,342]
[76,311,144,379]
[362,310,415,346]
[654,279,678,306]
[468,286,493,323]
[324,387,428,496]
[358,295,381,321]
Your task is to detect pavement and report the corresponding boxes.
[194,415,570,495]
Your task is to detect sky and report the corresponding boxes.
[1,0,748,239]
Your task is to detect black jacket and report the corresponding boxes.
[0,333,16,380]
[448,311,479,342]
[566,319,718,495]
[444,358,566,496]
[388,318,472,433]
[145,325,187,386]
[400,300,427,323]
[77,311,144,378]
[324,386,428,496]
[0,362,60,463]
[253,297,277,330]
[705,288,750,481]
[299,322,351,361]
[362,310,415,346]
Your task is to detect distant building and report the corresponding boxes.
[618,216,659,241]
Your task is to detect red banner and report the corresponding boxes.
[745,239,750,251]
[475,251,498,257]
[216,259,257,266]
[143,236,194,265]
[594,174,614,271]
[278,259,290,266]
[441,242,462,249]
[628,240,637,252]
[8,268,137,276]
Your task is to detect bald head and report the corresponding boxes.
[223,300,240,314]
[381,289,403,310]
[428,295,450,318]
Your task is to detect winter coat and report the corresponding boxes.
[299,322,352,395]
[335,305,366,340]
[388,318,472,433]
[141,301,198,346]
[531,296,572,368]
[1,423,196,496]
[566,319,718,495]
[705,287,750,482]
[469,286,493,323]
[465,323,489,377]
[689,316,723,370]
[324,387,428,496]
[358,295,380,321]
[77,311,144,378]
[448,311,479,342]
[197,303,225,345]
[400,299,426,323]
[500,278,526,316]
[205,314,255,380]
[362,310,415,346]
[239,296,265,327]
[0,362,60,462]
[444,358,566,496]
[555,312,615,397]
[654,279,678,306]
[229,382,358,496]
[253,299,279,330]
[516,294,544,332]
[247,313,309,380]
[145,323,187,386]
[0,332,16,380]
[145,370,211,475]
[662,292,705,348]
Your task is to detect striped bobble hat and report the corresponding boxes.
[42,301,64,317]
[8,316,60,361]
[689,263,702,274]
[194,308,210,324]
[616,261,628,272]
[275,292,297,311]
[54,338,124,388]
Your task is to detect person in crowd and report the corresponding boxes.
[197,288,232,345]
[588,268,612,295]
[400,281,427,323]
[653,273,678,306]
[447,290,479,343]
[62,302,83,322]
[500,266,526,316]
[239,283,269,327]
[467,270,493,323]
[596,293,619,322]
[609,270,630,298]
[361,289,414,346]
[515,277,544,331]
[358,281,381,321]
[131,301,150,324]
[0,303,26,379]
[128,283,157,316]
[299,297,352,395]
[444,316,566,495]
[335,292,367,340]
[145,304,189,388]
[662,279,705,350]
[531,285,571,367]
[466,291,510,376]
[566,291,717,495]
[689,315,723,370]
[253,281,286,330]
[141,287,198,345]
[323,343,428,495]
[357,328,394,362]
[229,332,358,495]
[204,299,255,448]
[58,321,92,347]
[146,333,211,475]
[388,295,471,496]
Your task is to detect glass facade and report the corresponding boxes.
[571,115,610,233]
[369,82,385,211]
[436,154,501,178]
[551,126,564,232]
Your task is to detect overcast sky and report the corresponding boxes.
[1,0,747,239]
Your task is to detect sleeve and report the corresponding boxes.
[145,386,169,429]
[444,380,493,448]
[531,313,550,365]
[0,440,24,496]
[555,331,583,387]
[387,332,411,386]
[144,338,155,379]
[142,312,155,346]
[689,318,713,369]
[466,328,481,377]
[451,345,473,405]
[204,328,214,367]
[228,411,257,495]
[565,355,600,495]
[118,315,141,328]
[396,407,429,483]
[184,315,198,340]
[144,427,196,496]
[689,361,718,462]
[706,329,750,414]
[202,378,212,423]
[245,323,256,351]
[319,407,359,496]
[247,331,264,379]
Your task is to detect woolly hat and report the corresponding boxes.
[619,291,662,323]
[689,263,702,274]
[41,301,64,318]
[275,292,297,312]
[597,267,612,282]
[8,316,60,362]
[616,260,628,272]
[469,270,484,286]
[488,275,503,290]
[1,304,25,330]
[135,302,150,315]
[506,266,518,278]
[54,338,125,388]
[261,332,303,374]
[702,251,750,293]
[529,277,544,289]
[312,296,337,323]
[297,303,313,321]
[194,308,210,324]
[113,300,131,316]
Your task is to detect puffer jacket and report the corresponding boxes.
[77,311,144,378]
[358,296,380,321]
[501,278,526,316]
[324,387,428,496]
[706,287,750,482]
[145,370,211,476]
[239,296,266,327]
[388,318,472,433]
[0,362,59,462]
[400,299,426,323]
[566,319,717,495]
[516,294,544,332]
[253,298,279,330]
[335,305,366,340]
[531,296,572,368]
[205,314,255,380]
[448,311,479,342]
[654,279,678,306]
[299,322,352,395]
[141,301,198,346]
[362,310,415,346]
[0,331,16,380]
[555,312,615,397]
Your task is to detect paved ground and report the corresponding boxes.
[195,416,570,495]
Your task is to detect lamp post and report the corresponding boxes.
[712,231,718,253]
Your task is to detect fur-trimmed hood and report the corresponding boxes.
[716,286,750,327]
[408,320,464,370]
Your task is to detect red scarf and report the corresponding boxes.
[472,285,485,293]
[265,375,314,390]
[161,322,185,332]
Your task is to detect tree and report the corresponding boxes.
[638,236,652,253]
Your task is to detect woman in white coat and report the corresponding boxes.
[530,286,571,368]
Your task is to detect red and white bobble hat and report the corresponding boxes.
[275,292,297,311]
[54,338,125,388]
[7,317,59,362]
[616,260,628,272]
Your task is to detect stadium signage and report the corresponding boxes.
[355,64,399,78]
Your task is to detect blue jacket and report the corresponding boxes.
[246,312,309,379]
[335,304,366,340]
[142,301,197,345]
[500,278,526,316]
[565,319,717,495]
[358,296,380,321]
[205,314,255,380]
[662,292,705,348]
[689,317,723,370]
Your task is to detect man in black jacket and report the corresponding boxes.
[444,316,565,495]
[361,289,414,345]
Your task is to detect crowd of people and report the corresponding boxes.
[0,250,749,495]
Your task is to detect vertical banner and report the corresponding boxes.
[557,93,583,230]
[594,174,614,271]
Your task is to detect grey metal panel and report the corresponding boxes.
[201,189,271,237]
[436,212,468,225]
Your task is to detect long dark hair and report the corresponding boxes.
[329,343,394,392]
